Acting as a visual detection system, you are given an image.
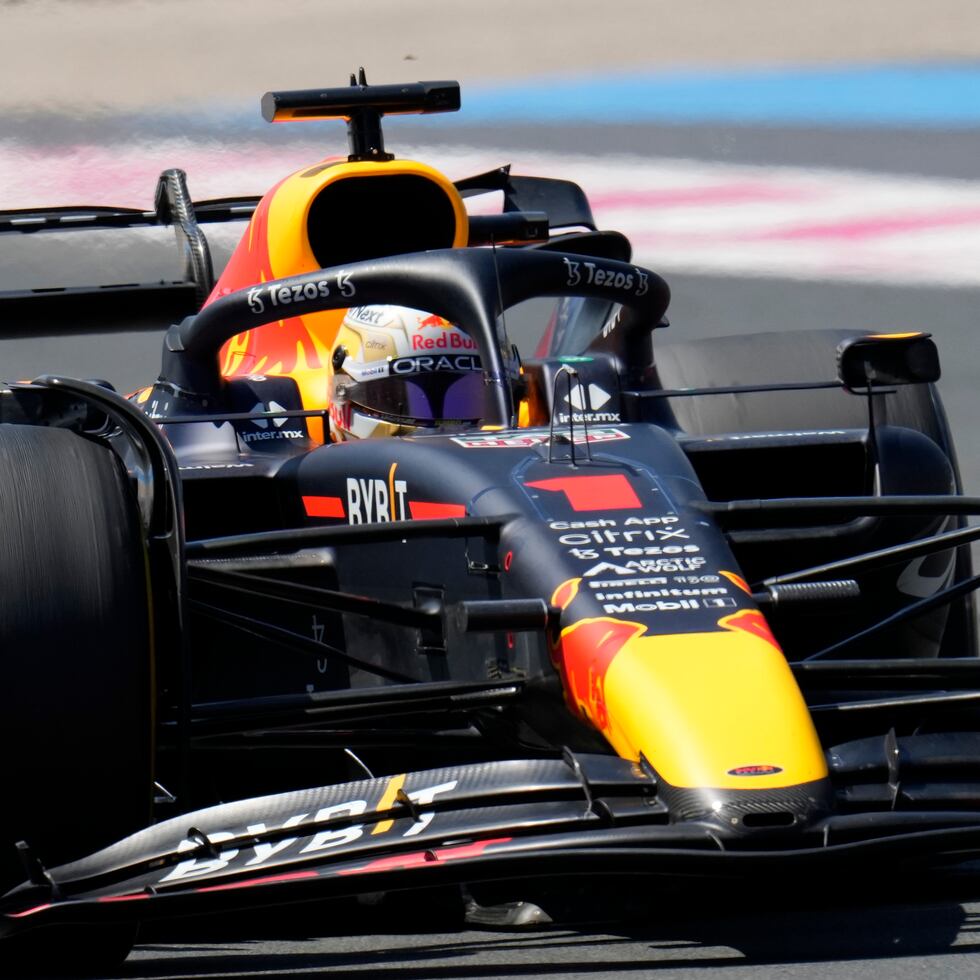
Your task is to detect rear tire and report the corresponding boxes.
[0,425,152,969]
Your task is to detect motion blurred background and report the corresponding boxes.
[1,0,978,483]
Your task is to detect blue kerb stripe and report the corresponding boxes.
[437,64,980,128]
[46,63,980,138]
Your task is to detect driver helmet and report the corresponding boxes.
[328,305,486,441]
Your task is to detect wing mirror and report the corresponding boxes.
[837,332,940,392]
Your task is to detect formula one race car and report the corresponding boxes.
[3,76,980,972]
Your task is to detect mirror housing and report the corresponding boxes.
[837,332,940,392]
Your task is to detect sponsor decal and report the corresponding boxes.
[347,474,408,523]
[390,354,481,375]
[592,587,729,601]
[563,257,582,286]
[601,311,623,339]
[241,401,303,443]
[549,519,618,530]
[246,270,355,316]
[547,516,703,532]
[588,576,668,588]
[556,411,621,424]
[567,544,701,561]
[567,383,612,411]
[347,306,388,326]
[412,330,477,351]
[249,401,288,430]
[561,257,649,296]
[727,765,784,777]
[526,473,642,512]
[345,464,466,524]
[246,286,265,314]
[158,778,458,884]
[602,600,701,613]
[242,428,303,443]
[554,525,689,547]
[180,463,255,471]
[600,545,699,557]
[451,428,629,449]
[558,384,620,424]
[583,558,708,576]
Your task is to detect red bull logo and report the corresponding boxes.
[411,331,477,351]
[419,314,451,329]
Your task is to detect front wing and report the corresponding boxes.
[6,752,980,935]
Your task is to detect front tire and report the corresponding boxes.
[0,425,153,970]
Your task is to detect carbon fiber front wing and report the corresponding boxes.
[4,752,980,935]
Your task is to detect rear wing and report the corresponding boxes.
[0,165,597,339]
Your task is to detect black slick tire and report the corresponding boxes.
[0,424,153,972]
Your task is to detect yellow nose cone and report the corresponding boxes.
[558,612,827,791]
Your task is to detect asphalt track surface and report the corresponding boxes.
[6,3,980,977]
[112,880,980,980]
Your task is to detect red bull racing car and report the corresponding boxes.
[2,76,980,971]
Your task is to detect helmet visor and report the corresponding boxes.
[345,358,486,426]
